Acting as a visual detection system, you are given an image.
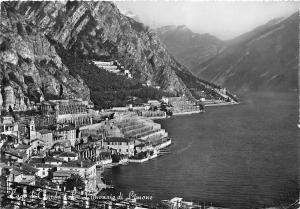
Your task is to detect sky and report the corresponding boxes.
[115,1,299,40]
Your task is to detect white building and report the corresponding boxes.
[0,114,18,135]
[103,137,135,156]
[53,126,77,146]
[92,61,120,73]
[161,97,169,103]
[148,100,160,107]
[54,151,78,162]
[37,129,53,148]
[44,156,64,166]
[124,69,133,78]
[33,163,55,178]
[29,119,37,140]
[146,80,151,87]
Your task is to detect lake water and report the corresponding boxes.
[103,92,299,208]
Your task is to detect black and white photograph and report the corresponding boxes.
[0,0,299,208]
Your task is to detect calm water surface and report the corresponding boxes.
[103,92,299,208]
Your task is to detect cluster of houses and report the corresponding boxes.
[142,80,161,90]
[161,96,203,115]
[0,98,173,195]
[92,60,163,90]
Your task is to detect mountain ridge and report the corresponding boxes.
[0,1,232,110]
[156,24,225,75]
[197,11,299,93]
[156,12,299,93]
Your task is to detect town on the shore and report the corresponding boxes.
[0,61,237,209]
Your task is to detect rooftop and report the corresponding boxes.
[15,144,31,149]
[38,129,53,134]
[104,137,135,143]
[56,152,78,158]
[31,163,56,168]
[4,149,26,159]
[9,169,23,176]
[53,170,74,177]
[44,156,64,163]
[135,141,152,147]
[56,125,76,132]
[20,175,36,184]
[8,164,38,175]
[20,164,39,174]
[1,112,14,118]
[60,160,96,168]
[28,157,44,164]
[53,140,71,147]
[31,138,45,144]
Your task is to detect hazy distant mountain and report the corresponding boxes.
[157,13,298,93]
[197,12,299,93]
[156,25,225,75]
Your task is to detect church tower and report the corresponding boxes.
[29,119,37,141]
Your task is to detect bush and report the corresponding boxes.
[112,154,122,163]
[62,174,85,191]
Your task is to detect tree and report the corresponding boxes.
[59,84,63,98]
[8,105,16,120]
[62,174,85,191]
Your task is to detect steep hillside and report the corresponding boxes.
[157,25,225,75]
[197,12,299,93]
[0,2,91,111]
[0,1,234,110]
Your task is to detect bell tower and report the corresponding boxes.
[29,119,37,141]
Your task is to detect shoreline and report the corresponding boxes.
[172,110,203,116]
[204,102,239,107]
[168,102,238,116]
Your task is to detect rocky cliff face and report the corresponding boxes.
[156,25,225,75]
[196,12,299,93]
[1,2,91,111]
[10,1,193,93]
[1,1,230,110]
